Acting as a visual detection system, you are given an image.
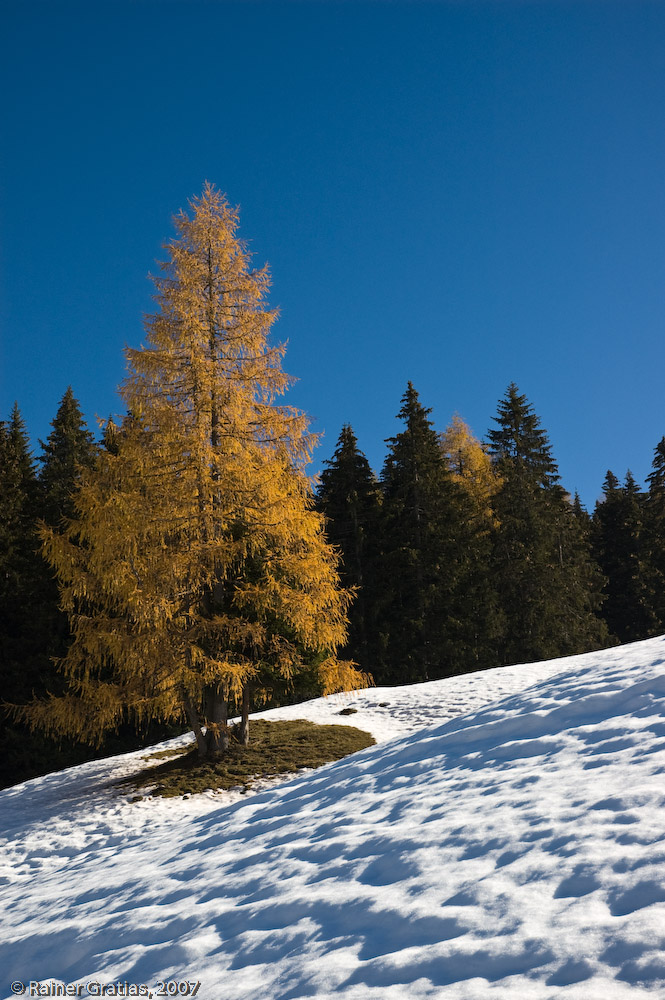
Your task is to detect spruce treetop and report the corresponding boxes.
[624,470,641,497]
[601,470,620,496]
[39,387,97,524]
[6,403,36,482]
[646,438,665,495]
[488,383,559,487]
[571,492,590,524]
[320,425,378,503]
[382,382,446,494]
[1,404,38,524]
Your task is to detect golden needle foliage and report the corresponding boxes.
[440,414,502,531]
[26,184,370,751]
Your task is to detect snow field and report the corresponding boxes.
[2,637,665,998]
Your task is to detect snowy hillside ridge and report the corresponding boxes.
[3,638,665,999]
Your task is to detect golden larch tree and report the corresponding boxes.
[440,414,502,531]
[27,184,369,755]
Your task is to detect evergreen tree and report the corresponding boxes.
[489,384,608,664]
[317,425,381,672]
[33,389,100,698]
[33,388,99,677]
[0,405,54,784]
[20,185,368,756]
[592,469,656,642]
[571,491,590,526]
[39,387,97,525]
[644,438,665,631]
[0,404,37,592]
[376,383,489,683]
[0,404,40,676]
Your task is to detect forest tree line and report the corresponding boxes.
[3,379,665,787]
[316,382,665,683]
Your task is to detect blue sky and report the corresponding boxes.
[2,0,664,510]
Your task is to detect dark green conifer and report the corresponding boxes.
[376,383,487,683]
[35,388,100,668]
[571,491,590,526]
[592,469,657,642]
[489,384,608,664]
[1,394,100,789]
[38,387,97,525]
[0,405,54,786]
[317,425,381,672]
[0,404,40,658]
[646,438,665,497]
[644,438,665,631]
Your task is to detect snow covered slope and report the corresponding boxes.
[3,637,665,999]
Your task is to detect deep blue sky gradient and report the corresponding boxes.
[2,1,665,509]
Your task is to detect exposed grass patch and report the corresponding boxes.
[143,745,194,761]
[122,719,375,798]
